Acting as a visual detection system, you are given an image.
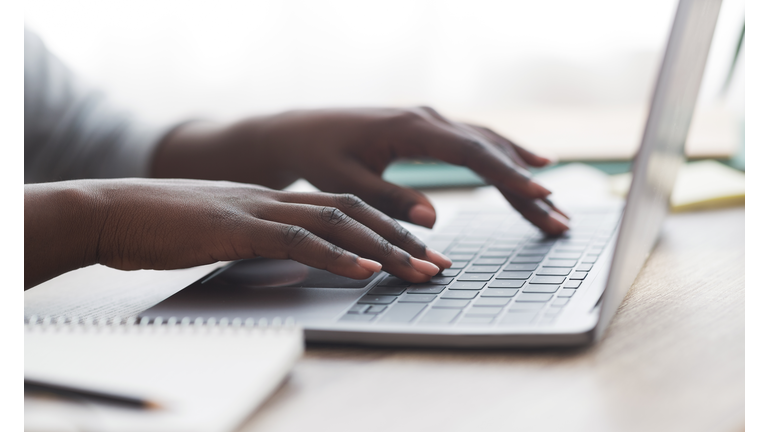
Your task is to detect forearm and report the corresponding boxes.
[24,182,105,289]
[150,116,299,189]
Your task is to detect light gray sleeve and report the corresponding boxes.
[24,29,175,184]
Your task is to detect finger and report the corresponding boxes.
[472,125,552,167]
[250,220,381,279]
[497,189,570,235]
[463,124,529,167]
[311,160,440,229]
[258,202,440,282]
[400,120,552,200]
[279,191,452,269]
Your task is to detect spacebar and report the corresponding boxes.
[377,303,426,324]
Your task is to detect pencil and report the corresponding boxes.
[24,378,163,410]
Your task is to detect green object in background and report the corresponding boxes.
[382,159,634,189]
[382,160,485,189]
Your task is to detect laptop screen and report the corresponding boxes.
[595,0,722,338]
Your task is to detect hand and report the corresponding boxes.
[24,179,452,289]
[152,107,570,234]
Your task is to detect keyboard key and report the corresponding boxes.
[339,314,376,322]
[504,263,538,271]
[377,303,427,323]
[542,259,577,268]
[407,284,446,294]
[508,302,546,311]
[551,298,570,307]
[499,313,537,325]
[511,255,545,263]
[377,276,410,287]
[481,288,519,297]
[366,305,388,314]
[450,261,469,269]
[448,253,475,260]
[418,308,461,324]
[569,271,589,280]
[489,280,525,288]
[440,269,461,277]
[549,253,582,260]
[496,271,532,280]
[451,246,482,253]
[459,316,496,325]
[369,286,406,295]
[347,304,370,314]
[521,246,552,254]
[581,255,600,263]
[481,251,513,258]
[563,280,581,289]
[516,293,553,302]
[523,284,559,293]
[465,306,503,316]
[399,294,437,303]
[466,265,501,273]
[430,276,454,285]
[458,273,494,282]
[554,247,587,253]
[473,297,511,307]
[487,245,515,251]
[536,268,571,276]
[433,299,471,308]
[358,295,398,304]
[449,281,486,290]
[474,258,506,265]
[441,291,478,299]
[576,264,593,271]
[557,290,576,298]
[530,276,566,284]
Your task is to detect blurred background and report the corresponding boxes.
[25,0,745,179]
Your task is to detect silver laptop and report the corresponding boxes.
[141,0,722,347]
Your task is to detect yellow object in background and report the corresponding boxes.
[610,160,745,212]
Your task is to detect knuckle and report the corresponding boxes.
[336,193,365,211]
[394,224,424,251]
[279,225,311,248]
[375,236,395,257]
[327,245,345,261]
[390,108,422,126]
[319,206,347,226]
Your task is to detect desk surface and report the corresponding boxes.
[24,206,745,432]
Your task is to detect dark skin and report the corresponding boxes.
[24,107,569,289]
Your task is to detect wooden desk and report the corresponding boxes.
[24,206,745,432]
[236,207,745,432]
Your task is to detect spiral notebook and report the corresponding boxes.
[24,317,303,432]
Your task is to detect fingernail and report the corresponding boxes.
[531,182,552,197]
[542,197,570,219]
[408,204,436,228]
[549,210,570,232]
[358,258,382,272]
[540,152,559,166]
[425,248,452,269]
[410,257,440,276]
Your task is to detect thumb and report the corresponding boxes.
[316,161,437,228]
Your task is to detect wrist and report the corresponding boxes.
[24,181,107,288]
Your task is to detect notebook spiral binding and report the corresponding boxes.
[25,315,299,333]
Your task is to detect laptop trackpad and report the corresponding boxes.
[140,258,377,324]
[216,258,377,288]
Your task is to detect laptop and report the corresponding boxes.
[141,0,722,347]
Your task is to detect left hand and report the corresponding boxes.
[151,107,569,234]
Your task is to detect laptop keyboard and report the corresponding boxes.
[339,209,621,327]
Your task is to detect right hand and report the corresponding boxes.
[24,179,452,289]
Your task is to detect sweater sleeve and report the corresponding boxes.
[24,28,175,183]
